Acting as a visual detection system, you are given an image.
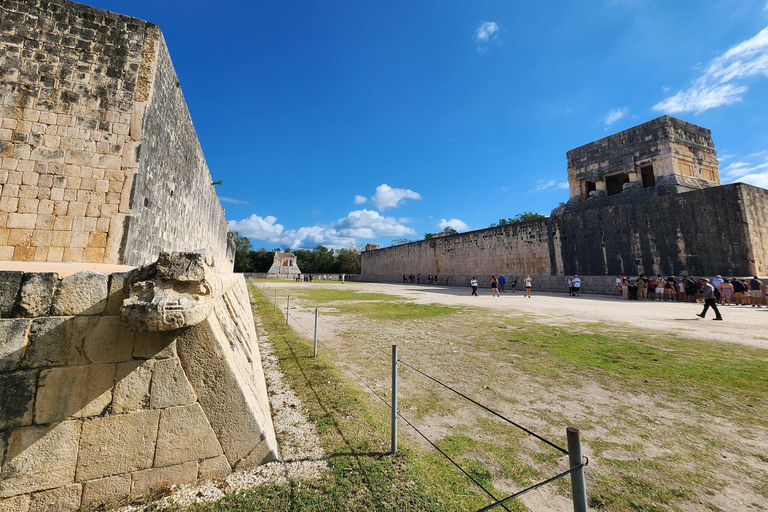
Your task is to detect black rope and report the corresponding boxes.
[475,457,589,512]
[397,358,568,455]
[397,411,513,512]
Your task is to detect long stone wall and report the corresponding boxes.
[362,183,768,284]
[0,0,231,269]
[0,254,277,510]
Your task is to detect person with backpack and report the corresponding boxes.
[696,278,723,320]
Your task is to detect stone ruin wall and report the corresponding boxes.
[362,183,768,291]
[0,0,231,270]
[0,261,278,511]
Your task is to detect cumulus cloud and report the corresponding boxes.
[528,180,569,193]
[475,21,499,42]
[354,195,367,205]
[604,107,627,125]
[368,184,422,210]
[721,156,768,188]
[227,209,415,250]
[653,26,768,114]
[219,197,249,205]
[437,218,469,231]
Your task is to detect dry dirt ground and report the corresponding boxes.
[260,280,768,512]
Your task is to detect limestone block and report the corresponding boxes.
[112,360,152,414]
[0,271,23,317]
[154,403,223,468]
[0,421,80,498]
[105,272,131,315]
[150,358,196,410]
[0,370,36,430]
[0,319,30,372]
[28,484,81,512]
[83,316,134,364]
[76,410,160,482]
[0,494,30,512]
[132,332,176,360]
[16,273,58,318]
[81,474,131,508]
[176,319,279,469]
[51,271,108,316]
[197,455,231,480]
[35,364,115,424]
[23,317,90,368]
[130,461,197,495]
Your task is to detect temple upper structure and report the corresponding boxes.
[267,252,301,276]
[565,116,720,203]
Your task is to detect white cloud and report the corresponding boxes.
[653,27,768,114]
[721,156,768,189]
[528,180,569,193]
[475,21,499,43]
[764,1,768,10]
[438,218,469,231]
[354,194,367,205]
[604,107,627,125]
[227,209,415,250]
[369,184,421,210]
[219,197,249,205]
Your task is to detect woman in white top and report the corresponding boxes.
[524,275,533,298]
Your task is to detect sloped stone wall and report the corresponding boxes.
[0,265,277,511]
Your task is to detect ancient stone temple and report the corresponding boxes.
[267,252,301,277]
[361,116,768,292]
[0,1,278,510]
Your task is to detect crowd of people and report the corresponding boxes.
[614,274,767,307]
[403,273,442,284]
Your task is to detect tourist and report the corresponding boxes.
[696,278,723,320]
[616,275,623,296]
[733,278,747,305]
[524,275,532,298]
[567,276,574,296]
[665,276,677,301]
[428,274,432,284]
[490,276,500,297]
[434,274,438,285]
[677,278,685,302]
[572,275,581,297]
[499,274,506,293]
[648,276,656,300]
[748,276,764,307]
[470,277,478,296]
[417,273,421,284]
[654,275,664,301]
[684,276,698,303]
[718,279,734,305]
[509,276,516,293]
[621,277,630,300]
[636,277,647,300]
[712,275,724,290]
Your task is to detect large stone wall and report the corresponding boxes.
[0,0,231,269]
[362,183,768,285]
[0,256,278,510]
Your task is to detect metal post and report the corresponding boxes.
[567,427,588,512]
[286,296,290,325]
[313,308,318,358]
[274,291,277,311]
[391,344,398,455]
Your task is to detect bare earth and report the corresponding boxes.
[260,280,768,512]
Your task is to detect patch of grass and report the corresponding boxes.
[332,301,459,320]
[292,288,407,303]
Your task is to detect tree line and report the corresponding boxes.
[232,233,362,274]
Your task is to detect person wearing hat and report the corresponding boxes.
[696,278,723,320]
[712,274,724,290]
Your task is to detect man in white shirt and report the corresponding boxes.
[470,277,478,296]
[572,275,582,297]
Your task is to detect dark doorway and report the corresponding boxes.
[605,173,629,196]
[640,165,656,188]
[584,181,596,199]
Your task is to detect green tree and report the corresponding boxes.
[336,244,362,274]
[232,232,255,272]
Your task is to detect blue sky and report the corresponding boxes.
[85,0,768,249]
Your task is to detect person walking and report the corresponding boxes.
[490,276,500,297]
[572,275,581,297]
[567,276,574,296]
[524,275,532,298]
[696,278,723,320]
[470,277,478,296]
[499,274,506,293]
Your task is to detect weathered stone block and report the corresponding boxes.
[112,360,152,414]
[154,403,222,468]
[130,461,198,495]
[83,316,134,364]
[150,358,196,410]
[0,494,30,512]
[28,484,81,512]
[23,317,90,368]
[76,410,160,482]
[0,421,80,498]
[16,273,58,318]
[81,474,131,508]
[0,319,30,372]
[51,271,108,316]
[0,272,22,318]
[105,271,131,315]
[132,332,176,359]
[35,364,114,424]
[0,370,36,430]
[197,455,231,480]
